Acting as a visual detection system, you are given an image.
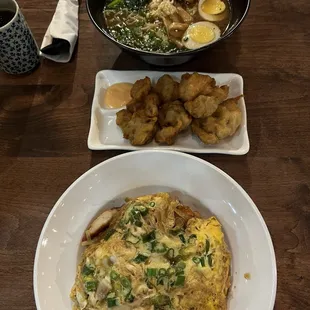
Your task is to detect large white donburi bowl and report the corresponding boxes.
[34,150,277,310]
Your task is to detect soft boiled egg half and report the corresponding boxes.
[199,0,228,22]
[182,21,221,50]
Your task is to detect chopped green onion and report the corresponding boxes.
[175,275,185,286]
[125,233,140,244]
[188,234,197,244]
[146,268,158,277]
[134,220,143,227]
[107,297,119,307]
[82,265,94,276]
[126,292,135,303]
[158,268,167,277]
[85,281,98,292]
[121,276,131,288]
[107,292,116,299]
[110,270,119,280]
[200,256,206,267]
[179,234,186,243]
[175,267,184,276]
[149,202,155,207]
[133,253,149,263]
[107,0,123,9]
[192,257,200,265]
[157,277,164,285]
[205,239,210,254]
[142,230,156,243]
[169,228,183,236]
[103,228,116,241]
[207,254,213,267]
[152,242,167,253]
[172,255,182,265]
[134,205,148,216]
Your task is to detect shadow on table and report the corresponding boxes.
[112,31,242,73]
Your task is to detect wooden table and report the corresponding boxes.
[1,0,309,309]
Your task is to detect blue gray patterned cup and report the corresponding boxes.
[0,0,40,74]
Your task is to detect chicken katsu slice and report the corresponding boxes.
[179,72,216,102]
[155,74,179,102]
[130,76,152,101]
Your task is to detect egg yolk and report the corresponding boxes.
[188,24,215,44]
[202,0,226,15]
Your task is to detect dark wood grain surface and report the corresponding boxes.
[1,0,310,309]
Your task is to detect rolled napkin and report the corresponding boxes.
[40,0,79,63]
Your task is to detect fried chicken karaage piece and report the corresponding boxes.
[155,74,179,102]
[191,96,242,144]
[184,85,229,118]
[179,72,216,102]
[130,77,152,101]
[126,99,144,113]
[155,100,192,145]
[145,92,160,117]
[116,109,158,146]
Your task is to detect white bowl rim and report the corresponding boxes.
[33,149,277,309]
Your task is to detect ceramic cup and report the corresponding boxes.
[0,0,40,74]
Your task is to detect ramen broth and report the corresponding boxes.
[103,0,231,53]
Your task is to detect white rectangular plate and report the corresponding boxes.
[88,70,250,155]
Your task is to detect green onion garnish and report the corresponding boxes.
[149,202,155,207]
[134,205,148,216]
[192,256,200,265]
[207,254,213,267]
[169,228,183,236]
[200,256,206,267]
[110,270,119,280]
[107,297,119,307]
[84,281,98,291]
[103,228,116,241]
[134,220,143,227]
[179,234,186,243]
[121,276,131,288]
[142,230,156,243]
[188,234,197,243]
[133,253,149,263]
[152,242,167,253]
[146,268,158,277]
[205,239,210,254]
[175,275,185,286]
[82,265,94,276]
[126,292,135,303]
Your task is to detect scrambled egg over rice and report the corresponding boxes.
[70,193,231,310]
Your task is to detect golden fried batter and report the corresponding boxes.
[144,92,160,117]
[130,77,152,101]
[159,100,192,131]
[156,101,192,144]
[116,110,158,146]
[155,74,179,102]
[126,99,144,113]
[155,126,179,145]
[191,96,242,144]
[179,72,216,102]
[184,85,229,118]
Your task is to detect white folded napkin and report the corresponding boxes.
[40,0,79,63]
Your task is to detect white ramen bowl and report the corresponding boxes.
[34,150,277,310]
